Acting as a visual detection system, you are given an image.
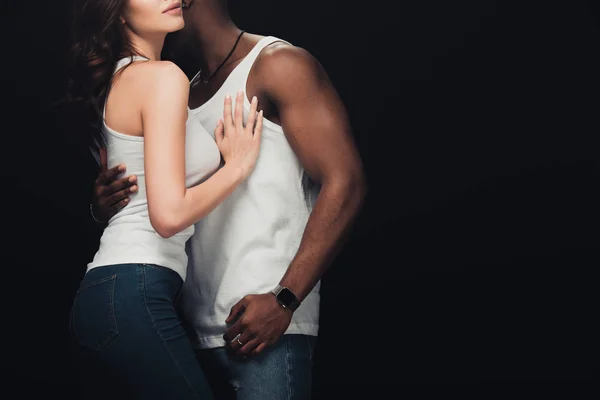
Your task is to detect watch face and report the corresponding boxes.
[277,287,297,306]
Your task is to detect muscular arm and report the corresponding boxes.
[142,62,247,238]
[257,45,368,301]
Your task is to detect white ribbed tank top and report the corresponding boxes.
[180,37,322,349]
[87,56,221,280]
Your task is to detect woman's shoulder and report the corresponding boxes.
[122,60,188,92]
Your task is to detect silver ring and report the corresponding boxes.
[236,338,244,346]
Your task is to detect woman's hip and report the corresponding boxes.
[69,263,184,351]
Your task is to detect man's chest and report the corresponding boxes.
[187,59,243,109]
[188,81,223,110]
[187,61,279,125]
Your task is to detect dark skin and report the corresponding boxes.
[92,0,367,357]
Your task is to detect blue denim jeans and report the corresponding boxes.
[195,334,317,400]
[69,264,214,400]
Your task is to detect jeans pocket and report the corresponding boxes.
[71,274,119,351]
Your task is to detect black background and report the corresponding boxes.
[1,0,597,395]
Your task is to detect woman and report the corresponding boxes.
[65,0,263,398]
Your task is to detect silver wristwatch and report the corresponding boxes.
[271,285,301,311]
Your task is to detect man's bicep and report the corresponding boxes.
[259,46,363,183]
[277,79,361,184]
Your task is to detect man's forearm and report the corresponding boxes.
[278,177,366,301]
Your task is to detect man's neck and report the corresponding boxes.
[188,9,243,75]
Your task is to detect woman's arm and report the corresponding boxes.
[141,61,261,238]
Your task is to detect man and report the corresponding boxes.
[92,0,367,398]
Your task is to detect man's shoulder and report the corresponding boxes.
[253,41,321,91]
[255,41,315,72]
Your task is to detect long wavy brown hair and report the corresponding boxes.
[63,0,141,153]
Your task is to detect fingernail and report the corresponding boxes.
[124,198,129,203]
[225,93,231,99]
[129,176,136,183]
[252,96,257,103]
[118,164,125,171]
[130,185,137,192]
[238,90,243,96]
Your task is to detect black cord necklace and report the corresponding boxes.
[191,30,245,85]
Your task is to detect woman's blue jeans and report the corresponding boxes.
[69,263,214,399]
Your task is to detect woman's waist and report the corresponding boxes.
[85,261,187,286]
[89,235,191,280]
[100,221,194,249]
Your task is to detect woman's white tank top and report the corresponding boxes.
[87,56,221,280]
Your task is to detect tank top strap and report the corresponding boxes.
[114,55,149,74]
[237,36,292,90]
[242,36,292,66]
[188,36,292,86]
